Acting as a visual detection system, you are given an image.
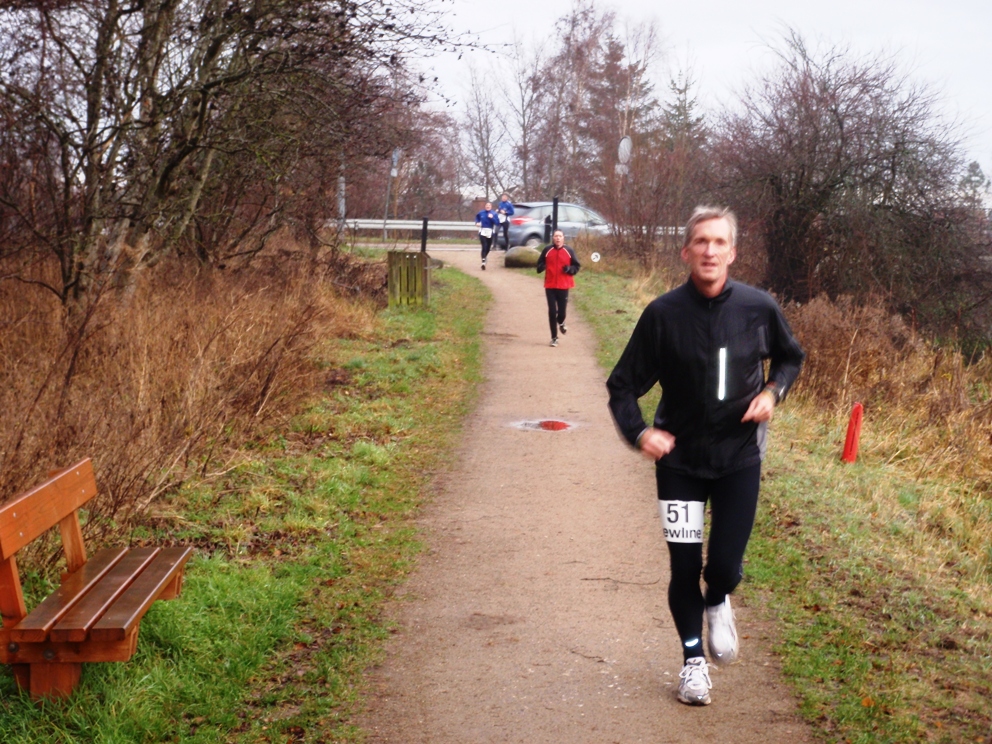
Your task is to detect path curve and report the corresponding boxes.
[359,248,814,743]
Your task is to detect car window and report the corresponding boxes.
[560,205,585,223]
[583,209,606,226]
[522,206,551,220]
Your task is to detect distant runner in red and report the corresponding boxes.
[536,230,580,348]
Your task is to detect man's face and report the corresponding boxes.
[485,202,492,210]
[552,230,564,247]
[681,217,736,292]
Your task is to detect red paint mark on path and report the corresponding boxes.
[512,420,573,432]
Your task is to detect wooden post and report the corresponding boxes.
[30,662,82,700]
[0,556,29,690]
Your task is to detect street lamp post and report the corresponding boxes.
[382,148,401,241]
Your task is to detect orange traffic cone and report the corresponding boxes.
[841,402,864,463]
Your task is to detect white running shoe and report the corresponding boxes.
[550,338,558,347]
[677,657,712,705]
[559,323,567,335]
[706,597,739,665]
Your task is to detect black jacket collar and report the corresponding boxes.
[685,277,734,304]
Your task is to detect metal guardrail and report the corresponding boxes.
[338,219,477,233]
[332,218,684,237]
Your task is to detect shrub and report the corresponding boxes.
[0,245,384,564]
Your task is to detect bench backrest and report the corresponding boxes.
[0,459,96,562]
[0,459,97,629]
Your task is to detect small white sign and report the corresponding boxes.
[618,135,633,164]
[591,252,601,263]
[390,168,398,178]
[659,500,704,543]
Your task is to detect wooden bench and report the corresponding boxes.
[0,458,193,699]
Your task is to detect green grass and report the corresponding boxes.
[7,258,990,743]
[575,267,992,744]
[0,267,488,743]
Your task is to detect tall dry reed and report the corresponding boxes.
[0,245,383,563]
[786,294,992,482]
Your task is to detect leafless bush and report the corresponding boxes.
[715,31,992,339]
[787,295,920,404]
[0,243,382,556]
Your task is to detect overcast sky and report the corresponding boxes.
[420,0,992,172]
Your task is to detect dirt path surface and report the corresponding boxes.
[359,248,815,743]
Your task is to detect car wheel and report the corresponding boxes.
[524,235,542,249]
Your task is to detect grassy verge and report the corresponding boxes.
[0,267,488,743]
[575,269,992,744]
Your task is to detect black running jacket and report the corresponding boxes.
[606,279,805,478]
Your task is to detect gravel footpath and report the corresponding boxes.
[358,248,814,743]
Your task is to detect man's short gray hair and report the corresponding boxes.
[683,205,738,248]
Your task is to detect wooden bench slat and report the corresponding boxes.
[49,548,160,643]
[10,548,128,643]
[90,547,194,642]
[0,460,96,561]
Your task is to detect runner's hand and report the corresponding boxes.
[638,428,675,461]
[742,391,775,423]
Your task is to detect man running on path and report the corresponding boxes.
[536,229,580,347]
[606,205,804,706]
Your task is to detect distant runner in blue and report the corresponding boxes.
[607,205,805,707]
[475,201,499,270]
[497,193,515,250]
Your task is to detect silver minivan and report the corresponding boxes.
[497,202,610,248]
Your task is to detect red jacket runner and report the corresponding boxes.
[537,244,580,289]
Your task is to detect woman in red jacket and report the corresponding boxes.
[536,230,581,347]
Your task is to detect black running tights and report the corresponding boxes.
[545,288,569,339]
[479,233,493,260]
[656,464,761,660]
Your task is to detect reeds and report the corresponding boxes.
[0,243,384,562]
[785,294,992,480]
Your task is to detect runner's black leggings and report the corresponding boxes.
[545,288,569,338]
[500,220,510,248]
[656,463,761,661]
[479,232,493,260]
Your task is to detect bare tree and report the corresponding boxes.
[714,31,992,336]
[501,37,545,200]
[0,0,453,303]
[491,2,662,218]
[524,1,615,200]
[462,63,511,200]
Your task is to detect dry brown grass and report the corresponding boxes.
[785,294,992,481]
[782,294,992,582]
[0,242,386,562]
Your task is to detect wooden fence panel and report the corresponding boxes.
[387,252,431,307]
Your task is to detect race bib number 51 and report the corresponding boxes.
[659,500,704,543]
